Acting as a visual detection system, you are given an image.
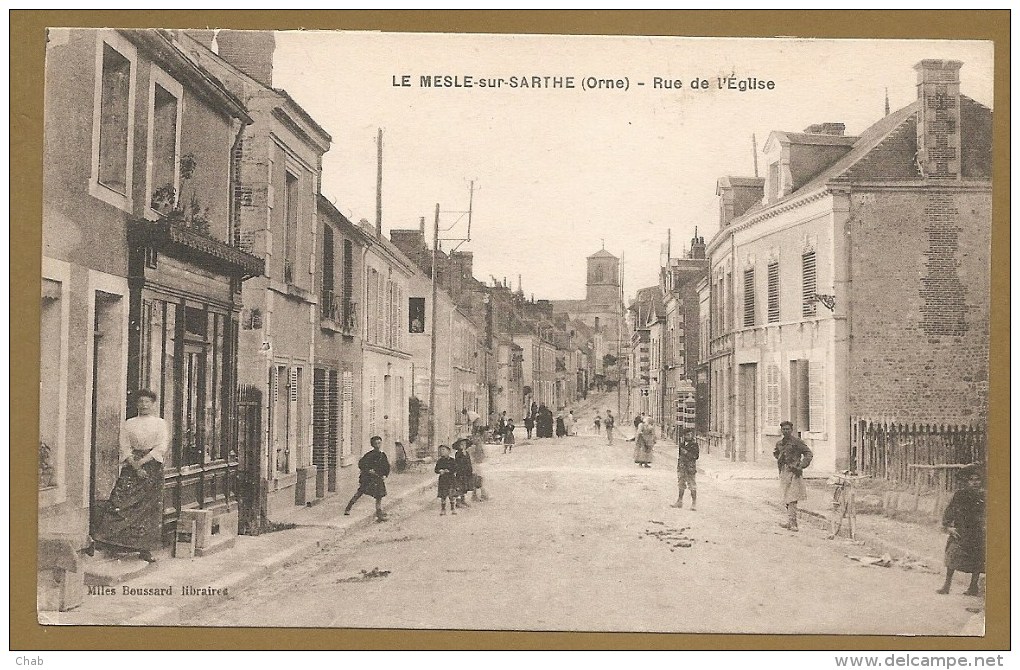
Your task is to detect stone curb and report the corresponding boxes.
[123,477,435,626]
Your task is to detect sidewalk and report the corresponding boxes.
[44,467,435,625]
[698,451,947,569]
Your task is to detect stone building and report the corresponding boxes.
[41,29,262,565]
[313,195,369,496]
[183,30,333,518]
[703,59,991,473]
[551,249,627,388]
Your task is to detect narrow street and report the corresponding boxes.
[191,400,978,635]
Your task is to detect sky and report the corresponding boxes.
[270,33,993,302]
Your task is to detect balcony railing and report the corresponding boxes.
[320,291,358,335]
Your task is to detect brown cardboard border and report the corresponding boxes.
[11,9,1009,651]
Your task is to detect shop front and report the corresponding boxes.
[126,220,263,543]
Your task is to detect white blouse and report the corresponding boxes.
[119,415,170,464]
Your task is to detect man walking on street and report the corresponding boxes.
[605,410,615,444]
[773,420,813,531]
[671,427,699,510]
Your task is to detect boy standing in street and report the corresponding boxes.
[344,436,391,522]
[672,427,700,510]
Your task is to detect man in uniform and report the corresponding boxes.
[773,420,812,531]
[671,427,700,510]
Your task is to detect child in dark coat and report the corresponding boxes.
[435,445,457,516]
[503,419,516,453]
[453,439,474,509]
[937,466,985,595]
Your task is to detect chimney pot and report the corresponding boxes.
[216,30,275,88]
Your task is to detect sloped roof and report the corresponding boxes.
[588,249,617,259]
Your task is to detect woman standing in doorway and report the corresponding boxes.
[91,389,168,563]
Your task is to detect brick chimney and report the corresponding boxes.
[689,231,706,260]
[803,122,846,136]
[716,176,764,226]
[216,30,275,88]
[183,29,216,50]
[914,59,963,180]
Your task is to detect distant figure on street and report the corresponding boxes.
[453,439,474,508]
[344,436,391,522]
[537,404,554,438]
[467,438,489,502]
[435,445,457,516]
[937,465,985,595]
[605,410,615,444]
[503,418,516,453]
[634,419,656,467]
[565,410,576,436]
[530,401,539,421]
[555,412,567,438]
[524,413,535,440]
[462,408,481,438]
[773,421,813,531]
[498,411,508,443]
[594,413,602,434]
[672,428,700,510]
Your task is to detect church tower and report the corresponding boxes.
[586,249,620,306]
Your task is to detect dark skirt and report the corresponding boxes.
[456,472,474,496]
[93,460,164,552]
[437,473,457,499]
[945,530,985,573]
[358,471,387,499]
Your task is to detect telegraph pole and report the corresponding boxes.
[617,250,624,420]
[427,203,440,455]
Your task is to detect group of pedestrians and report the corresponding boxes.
[434,438,488,515]
[522,401,580,440]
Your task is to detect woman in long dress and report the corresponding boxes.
[633,419,655,468]
[91,389,168,562]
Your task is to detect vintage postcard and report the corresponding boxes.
[34,25,996,639]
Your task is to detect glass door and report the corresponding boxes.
[182,342,206,467]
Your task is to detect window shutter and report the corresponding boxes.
[377,273,385,344]
[368,375,377,436]
[312,368,328,467]
[271,366,280,404]
[765,363,781,427]
[808,360,825,433]
[767,262,780,323]
[802,251,817,317]
[342,371,354,458]
[743,268,755,327]
[385,280,392,347]
[328,369,339,467]
[289,367,299,403]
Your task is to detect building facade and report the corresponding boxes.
[703,59,991,473]
[41,28,261,551]
[185,30,333,517]
[314,195,367,495]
